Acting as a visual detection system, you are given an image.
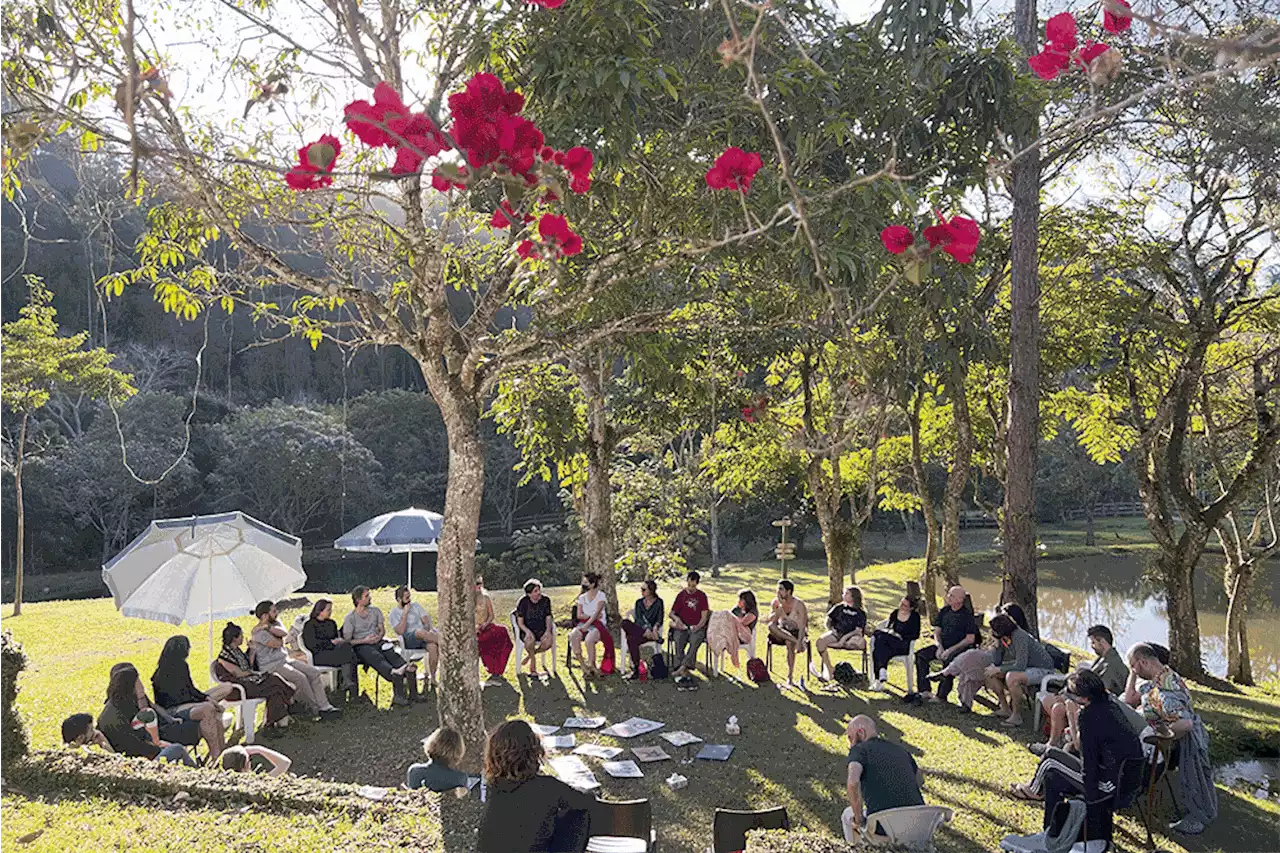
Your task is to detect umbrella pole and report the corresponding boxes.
[407,551,413,591]
[208,552,214,663]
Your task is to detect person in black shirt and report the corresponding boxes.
[870,596,921,691]
[97,663,196,766]
[302,599,359,700]
[813,585,867,682]
[150,635,228,762]
[515,579,555,677]
[916,585,978,703]
[620,579,664,678]
[477,719,599,853]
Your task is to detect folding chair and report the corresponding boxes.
[710,806,789,853]
[1032,672,1068,731]
[587,798,656,853]
[864,805,954,848]
[764,630,810,683]
[207,661,266,744]
[666,627,712,674]
[512,611,557,675]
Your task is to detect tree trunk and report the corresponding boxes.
[418,364,487,769]
[939,367,973,591]
[1161,537,1207,678]
[1004,0,1043,638]
[709,495,722,571]
[1085,507,1096,547]
[1224,558,1254,685]
[574,356,620,623]
[908,395,941,619]
[12,412,27,617]
[807,456,854,604]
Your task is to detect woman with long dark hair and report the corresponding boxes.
[707,589,759,671]
[302,598,358,700]
[215,622,297,730]
[151,636,228,762]
[619,579,663,678]
[477,720,598,852]
[97,663,196,765]
[870,595,921,691]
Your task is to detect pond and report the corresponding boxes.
[960,552,1280,679]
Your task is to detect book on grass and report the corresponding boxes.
[602,760,644,778]
[541,734,577,750]
[631,746,672,763]
[695,744,735,761]
[600,717,665,738]
[573,744,624,760]
[660,731,703,747]
[563,716,607,729]
[529,723,561,736]
[549,755,601,792]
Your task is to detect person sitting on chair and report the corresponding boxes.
[515,579,555,677]
[342,586,418,706]
[916,585,978,703]
[62,713,112,751]
[984,612,1056,727]
[669,571,711,678]
[475,576,515,679]
[841,713,925,842]
[869,596,921,692]
[251,600,341,719]
[302,598,359,701]
[814,585,867,682]
[707,589,760,673]
[390,585,440,683]
[1123,643,1218,836]
[767,579,808,688]
[150,635,229,763]
[1032,624,1129,755]
[216,623,298,730]
[408,726,471,796]
[478,719,599,853]
[97,663,196,766]
[220,744,292,776]
[620,579,664,679]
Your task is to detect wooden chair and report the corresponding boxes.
[207,661,266,744]
[587,798,655,853]
[710,806,789,853]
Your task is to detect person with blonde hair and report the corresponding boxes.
[477,719,598,852]
[407,726,470,795]
[220,744,292,776]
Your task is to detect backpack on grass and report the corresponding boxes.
[746,657,770,684]
[832,662,857,685]
[649,653,669,680]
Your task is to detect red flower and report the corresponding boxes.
[345,82,410,148]
[516,240,539,259]
[540,146,557,161]
[741,406,756,423]
[284,135,340,191]
[497,115,545,176]
[448,73,528,170]
[388,113,449,175]
[538,213,583,256]
[706,147,763,193]
[1028,13,1078,80]
[430,167,469,193]
[1079,41,1111,65]
[880,225,915,255]
[1103,0,1132,33]
[923,212,981,264]
[490,200,533,229]
[562,146,593,194]
[528,0,564,7]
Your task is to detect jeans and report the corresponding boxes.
[157,743,196,766]
[671,627,706,671]
[353,643,414,698]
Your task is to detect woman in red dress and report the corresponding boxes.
[475,576,514,677]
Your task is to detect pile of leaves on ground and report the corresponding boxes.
[747,828,916,852]
[1,630,31,766]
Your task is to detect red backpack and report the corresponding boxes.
[746,657,770,684]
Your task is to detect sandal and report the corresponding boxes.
[1009,783,1044,802]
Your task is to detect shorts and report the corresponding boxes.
[402,634,428,650]
[173,707,194,722]
[1024,667,1055,686]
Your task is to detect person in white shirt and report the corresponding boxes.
[389,585,439,682]
[570,571,608,677]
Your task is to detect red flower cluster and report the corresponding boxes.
[1028,13,1112,81]
[285,135,341,191]
[1103,0,1132,33]
[706,147,763,193]
[879,213,981,264]
[517,214,583,259]
[344,83,448,175]
[430,167,469,193]
[741,396,770,423]
[490,200,534,229]
[528,0,564,7]
[448,73,543,179]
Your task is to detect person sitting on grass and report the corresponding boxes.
[302,598,359,701]
[390,585,440,683]
[1123,642,1217,835]
[984,612,1056,727]
[915,585,978,703]
[570,571,613,677]
[869,596,921,691]
[251,600,342,719]
[115,661,202,754]
[669,571,711,679]
[813,585,867,682]
[475,576,515,679]
[515,579,556,678]
[767,579,809,688]
[478,719,598,853]
[97,663,196,766]
[343,585,418,705]
[841,714,925,842]
[1032,624,1129,755]
[150,635,230,763]
[408,726,471,796]
[620,579,664,679]
[216,622,298,730]
[61,713,112,751]
[220,744,293,776]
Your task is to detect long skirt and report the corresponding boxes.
[478,623,514,676]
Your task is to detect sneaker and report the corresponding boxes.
[1069,841,1111,852]
[870,679,884,692]
[319,707,342,719]
[922,692,940,703]
[878,668,888,682]
[1169,817,1205,835]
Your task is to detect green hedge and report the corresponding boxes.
[1,630,31,768]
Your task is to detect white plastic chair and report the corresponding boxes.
[1032,672,1068,730]
[865,805,954,848]
[284,621,340,693]
[390,635,431,687]
[867,636,917,692]
[511,612,557,675]
[208,661,266,744]
[711,621,757,676]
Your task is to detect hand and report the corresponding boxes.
[334,638,347,645]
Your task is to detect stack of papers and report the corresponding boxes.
[529,723,561,736]
[631,746,672,763]
[541,734,577,751]
[573,744,624,760]
[661,731,703,747]
[602,760,644,778]
[563,716,607,729]
[601,717,665,738]
[549,755,601,791]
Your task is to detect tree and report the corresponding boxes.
[0,278,134,615]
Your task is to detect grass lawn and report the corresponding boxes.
[3,552,1278,852]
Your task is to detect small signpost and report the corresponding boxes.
[772,516,795,578]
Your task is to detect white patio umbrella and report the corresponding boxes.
[333,506,444,590]
[103,511,306,657]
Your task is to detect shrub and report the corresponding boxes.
[1,630,31,767]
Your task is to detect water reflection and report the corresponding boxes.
[960,554,1280,679]
[1215,759,1280,802]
